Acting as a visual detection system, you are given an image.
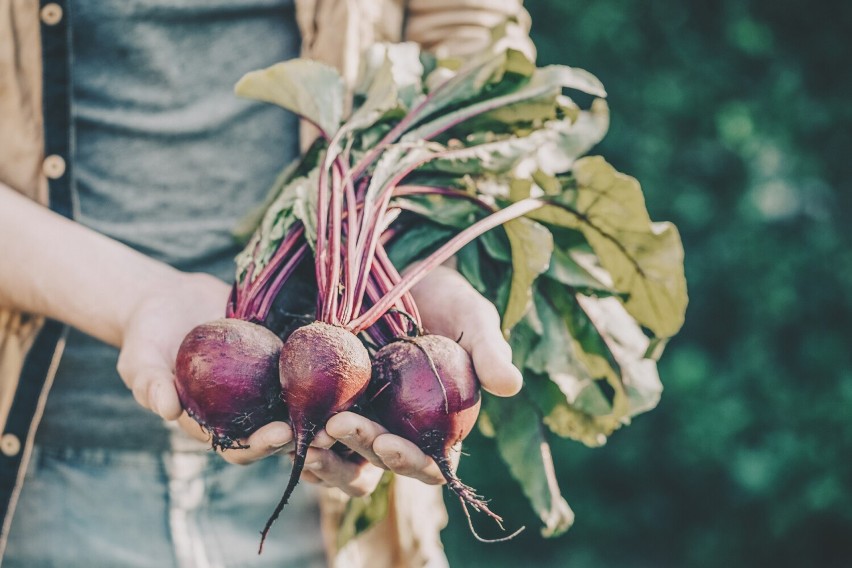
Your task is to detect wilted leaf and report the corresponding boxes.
[487,395,575,537]
[575,295,663,417]
[523,287,663,446]
[526,295,611,418]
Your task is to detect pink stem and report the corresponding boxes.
[365,260,408,338]
[374,242,420,327]
[315,155,329,312]
[349,64,467,180]
[238,225,304,319]
[337,154,359,323]
[394,185,497,213]
[252,243,308,323]
[351,154,435,317]
[324,165,343,324]
[349,198,546,332]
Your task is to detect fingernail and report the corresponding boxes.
[304,460,321,471]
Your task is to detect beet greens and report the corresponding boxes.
[199,35,691,549]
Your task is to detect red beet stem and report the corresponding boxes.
[351,198,546,332]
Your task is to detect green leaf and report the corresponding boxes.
[544,245,616,295]
[569,156,688,338]
[502,218,554,333]
[404,64,606,144]
[393,194,480,229]
[486,395,575,537]
[234,166,321,284]
[386,222,454,268]
[417,48,535,123]
[337,471,394,549]
[348,43,424,133]
[419,133,550,176]
[526,295,611,418]
[232,159,300,246]
[456,241,487,294]
[575,295,664,417]
[235,59,344,138]
[290,168,321,251]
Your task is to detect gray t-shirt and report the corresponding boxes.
[37,0,301,450]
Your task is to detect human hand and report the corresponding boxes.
[310,265,523,493]
[114,271,341,466]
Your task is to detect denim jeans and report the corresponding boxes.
[4,446,326,568]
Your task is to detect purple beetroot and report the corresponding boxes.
[369,334,503,526]
[258,321,372,551]
[175,318,286,451]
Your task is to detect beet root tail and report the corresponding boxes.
[433,452,525,543]
[433,453,502,525]
[258,429,316,554]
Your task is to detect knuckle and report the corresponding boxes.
[475,298,501,326]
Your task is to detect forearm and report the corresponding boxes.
[0,182,183,347]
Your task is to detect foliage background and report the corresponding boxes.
[441,1,852,566]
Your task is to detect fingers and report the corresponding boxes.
[299,447,384,497]
[411,266,523,397]
[117,333,184,419]
[462,326,523,397]
[326,412,445,485]
[218,421,293,465]
[325,412,390,470]
[372,434,445,485]
[123,365,183,420]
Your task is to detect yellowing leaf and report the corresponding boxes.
[502,218,553,332]
[571,156,688,338]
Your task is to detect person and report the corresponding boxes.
[0,1,535,566]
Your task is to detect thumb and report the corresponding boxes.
[411,266,523,397]
[117,342,183,421]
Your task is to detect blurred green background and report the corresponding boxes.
[441,1,852,566]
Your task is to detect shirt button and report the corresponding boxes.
[0,433,21,457]
[40,3,63,26]
[42,154,66,179]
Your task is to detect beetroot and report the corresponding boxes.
[175,318,286,451]
[258,321,371,551]
[369,334,505,530]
